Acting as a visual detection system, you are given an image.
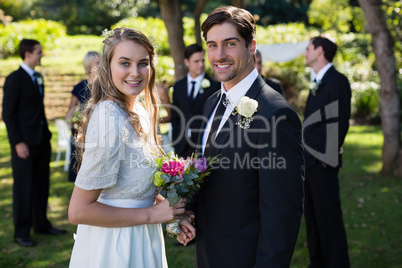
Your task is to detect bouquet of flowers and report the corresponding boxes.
[66,109,84,131]
[152,151,219,235]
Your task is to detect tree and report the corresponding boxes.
[159,0,187,80]
[357,0,402,177]
[193,0,208,46]
[231,0,245,8]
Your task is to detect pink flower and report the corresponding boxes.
[161,161,185,178]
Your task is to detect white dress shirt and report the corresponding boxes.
[314,63,333,84]
[20,62,36,82]
[187,72,205,99]
[201,68,259,154]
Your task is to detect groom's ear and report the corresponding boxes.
[249,40,257,57]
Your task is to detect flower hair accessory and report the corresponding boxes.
[147,35,159,50]
[101,28,114,40]
[232,96,258,129]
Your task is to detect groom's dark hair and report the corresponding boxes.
[311,36,338,62]
[19,39,40,60]
[184,43,204,60]
[201,6,256,48]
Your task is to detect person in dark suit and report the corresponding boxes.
[177,6,304,267]
[303,36,351,267]
[2,39,66,247]
[171,44,220,157]
[254,49,283,95]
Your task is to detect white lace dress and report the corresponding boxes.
[69,100,167,268]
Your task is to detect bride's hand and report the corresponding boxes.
[155,194,165,205]
[151,198,186,223]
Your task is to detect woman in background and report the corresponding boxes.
[66,51,100,182]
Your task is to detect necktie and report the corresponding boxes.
[204,93,227,157]
[189,81,196,102]
[33,72,43,95]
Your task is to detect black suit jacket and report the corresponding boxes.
[171,73,220,156]
[262,75,283,95]
[303,66,351,170]
[191,76,304,267]
[2,67,51,147]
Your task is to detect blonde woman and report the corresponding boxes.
[68,27,185,268]
[67,51,100,182]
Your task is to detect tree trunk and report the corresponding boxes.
[357,0,402,177]
[193,0,208,46]
[231,0,245,8]
[159,0,187,81]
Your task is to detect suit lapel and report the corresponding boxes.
[209,76,264,157]
[178,77,192,112]
[197,91,221,147]
[19,67,42,99]
[315,66,334,94]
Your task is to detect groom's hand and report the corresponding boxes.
[177,211,196,246]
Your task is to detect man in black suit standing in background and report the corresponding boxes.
[2,39,66,247]
[171,44,220,157]
[178,6,304,267]
[303,35,351,267]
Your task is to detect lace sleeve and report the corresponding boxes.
[75,103,122,190]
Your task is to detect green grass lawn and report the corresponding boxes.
[0,122,401,267]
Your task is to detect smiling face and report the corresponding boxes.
[206,22,256,91]
[110,40,151,105]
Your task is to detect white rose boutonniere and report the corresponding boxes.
[232,96,258,129]
[309,80,321,96]
[36,75,44,87]
[199,78,211,94]
[201,78,210,88]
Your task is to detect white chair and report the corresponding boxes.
[55,119,71,171]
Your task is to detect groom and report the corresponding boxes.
[178,6,304,267]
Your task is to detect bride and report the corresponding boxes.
[68,27,186,268]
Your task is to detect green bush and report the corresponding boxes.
[351,83,380,119]
[0,18,66,58]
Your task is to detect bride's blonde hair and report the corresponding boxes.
[75,27,162,171]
